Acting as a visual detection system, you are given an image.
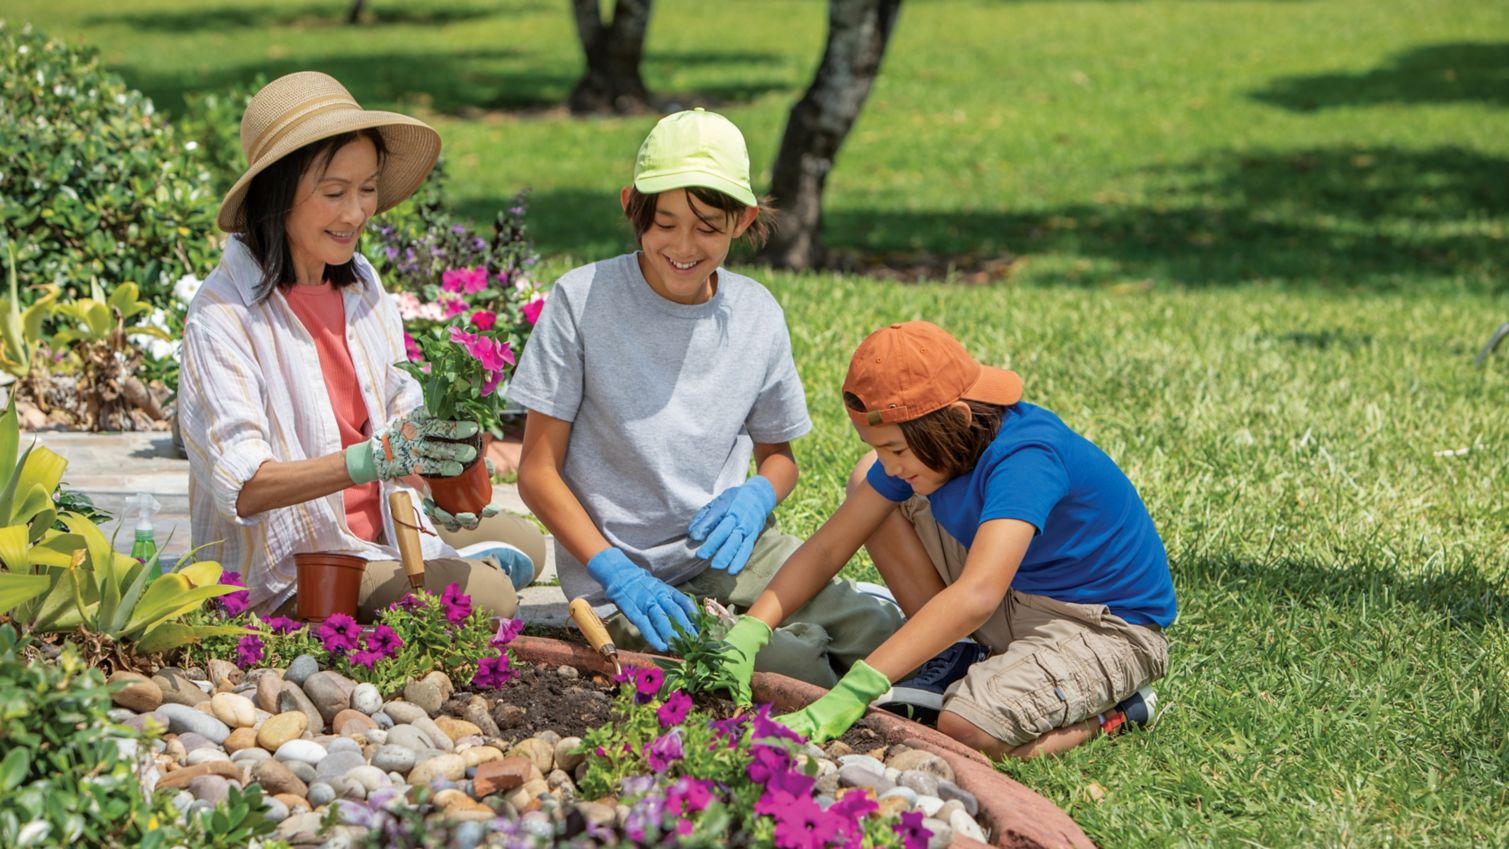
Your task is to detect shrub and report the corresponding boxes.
[0,21,219,309]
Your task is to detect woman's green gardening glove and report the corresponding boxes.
[423,459,500,531]
[776,660,891,743]
[346,410,479,484]
[717,615,773,706]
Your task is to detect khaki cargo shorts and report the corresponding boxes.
[900,495,1169,747]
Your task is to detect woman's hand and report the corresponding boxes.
[347,409,479,483]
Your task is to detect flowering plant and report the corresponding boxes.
[375,187,548,429]
[576,670,929,849]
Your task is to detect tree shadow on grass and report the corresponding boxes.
[118,50,571,116]
[454,188,630,261]
[82,0,529,33]
[1253,42,1509,111]
[818,145,1509,292]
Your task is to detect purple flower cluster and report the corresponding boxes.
[318,613,361,656]
[656,691,692,728]
[235,634,264,668]
[350,624,404,670]
[613,665,665,704]
[472,652,517,689]
[440,582,472,625]
[216,570,249,617]
[264,616,303,635]
[491,617,525,648]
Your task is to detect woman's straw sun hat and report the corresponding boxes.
[216,71,441,233]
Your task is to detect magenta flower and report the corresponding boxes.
[472,653,517,689]
[441,296,468,318]
[403,331,423,362]
[709,714,749,748]
[235,634,264,668]
[441,268,466,294]
[480,369,503,398]
[522,296,546,326]
[440,582,472,625]
[469,309,497,331]
[830,789,880,848]
[752,703,804,743]
[216,571,249,617]
[612,665,637,685]
[365,624,403,658]
[634,666,664,703]
[760,793,841,849]
[349,649,381,670]
[746,743,794,784]
[892,810,931,849]
[657,690,692,728]
[761,765,816,804]
[462,267,488,294]
[263,616,303,635]
[318,613,360,655]
[390,593,423,612]
[665,777,714,817]
[645,730,684,771]
[491,618,525,648]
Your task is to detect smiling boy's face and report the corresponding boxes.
[852,418,952,496]
[623,187,756,305]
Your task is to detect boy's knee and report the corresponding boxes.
[846,451,878,496]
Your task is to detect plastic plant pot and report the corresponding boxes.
[295,552,368,622]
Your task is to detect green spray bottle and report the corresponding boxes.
[128,493,163,578]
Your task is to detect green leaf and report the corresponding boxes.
[0,572,50,613]
[0,747,29,791]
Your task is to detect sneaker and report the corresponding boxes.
[459,542,537,592]
[1115,687,1158,727]
[873,641,991,725]
[1100,687,1158,735]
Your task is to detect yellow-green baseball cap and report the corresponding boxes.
[633,108,757,208]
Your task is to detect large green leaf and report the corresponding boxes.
[0,572,50,613]
[61,514,122,628]
[0,523,29,570]
[134,622,249,656]
[0,398,18,497]
[122,560,234,638]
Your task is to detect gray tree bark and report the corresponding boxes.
[568,0,654,114]
[759,0,903,270]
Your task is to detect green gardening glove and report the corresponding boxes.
[346,409,479,484]
[776,660,891,743]
[717,615,773,706]
[423,497,501,533]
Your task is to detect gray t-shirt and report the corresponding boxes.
[507,253,811,607]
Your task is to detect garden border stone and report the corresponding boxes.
[510,635,1097,849]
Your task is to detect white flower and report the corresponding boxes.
[173,273,202,303]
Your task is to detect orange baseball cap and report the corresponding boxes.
[842,322,1023,426]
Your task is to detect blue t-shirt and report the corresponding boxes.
[868,402,1176,628]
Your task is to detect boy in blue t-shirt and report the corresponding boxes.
[715,321,1175,758]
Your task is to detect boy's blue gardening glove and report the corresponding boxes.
[346,409,478,484]
[688,476,777,576]
[586,548,699,652]
[716,615,772,706]
[776,660,891,744]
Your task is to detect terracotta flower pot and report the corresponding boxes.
[295,552,367,622]
[508,635,1098,849]
[424,433,493,516]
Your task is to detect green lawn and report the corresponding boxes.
[10,0,1509,846]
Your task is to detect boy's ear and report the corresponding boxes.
[948,401,973,427]
[731,205,759,237]
[620,186,633,213]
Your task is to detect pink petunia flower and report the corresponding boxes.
[752,702,804,743]
[403,331,424,362]
[645,730,684,771]
[472,653,517,689]
[634,666,664,703]
[441,296,469,318]
[365,624,403,659]
[264,616,303,635]
[665,776,715,817]
[349,649,381,670]
[657,690,692,728]
[469,309,497,331]
[491,618,525,648]
[892,810,932,849]
[766,794,843,849]
[441,269,466,294]
[522,296,546,326]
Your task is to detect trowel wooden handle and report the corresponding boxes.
[387,491,426,589]
[569,598,617,659]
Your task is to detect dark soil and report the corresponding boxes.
[452,655,890,752]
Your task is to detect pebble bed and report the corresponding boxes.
[107,658,991,848]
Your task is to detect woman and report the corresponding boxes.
[179,71,544,619]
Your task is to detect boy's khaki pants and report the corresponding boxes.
[900,495,1169,746]
[605,525,905,689]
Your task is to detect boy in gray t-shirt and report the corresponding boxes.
[509,109,901,687]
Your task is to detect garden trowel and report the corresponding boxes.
[569,597,622,676]
[387,491,427,590]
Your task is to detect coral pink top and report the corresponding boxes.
[283,282,382,541]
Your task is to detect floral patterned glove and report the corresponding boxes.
[346,409,478,484]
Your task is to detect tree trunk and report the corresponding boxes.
[759,0,903,270]
[347,0,367,24]
[568,0,654,114]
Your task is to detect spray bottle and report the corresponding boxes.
[128,493,163,577]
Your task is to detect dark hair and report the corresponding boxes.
[240,129,388,303]
[844,392,1007,479]
[623,186,777,249]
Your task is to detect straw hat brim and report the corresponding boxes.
[216,110,441,233]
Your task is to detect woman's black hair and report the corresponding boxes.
[240,129,388,303]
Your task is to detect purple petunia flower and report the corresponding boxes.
[752,702,804,743]
[365,624,403,659]
[746,744,794,784]
[645,730,684,771]
[472,653,517,689]
[491,617,525,648]
[892,810,932,849]
[665,776,715,817]
[349,649,381,670]
[263,616,303,635]
[634,667,664,703]
[767,794,843,849]
[440,582,472,625]
[389,592,423,612]
[319,613,361,656]
[216,570,250,617]
[709,714,749,749]
[657,690,692,728]
[830,788,880,849]
[235,634,264,668]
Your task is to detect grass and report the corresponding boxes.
[9,0,1509,846]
